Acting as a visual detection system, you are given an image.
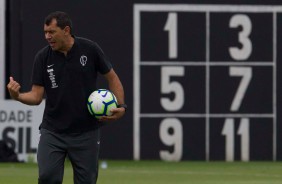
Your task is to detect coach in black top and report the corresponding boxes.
[7,11,126,184]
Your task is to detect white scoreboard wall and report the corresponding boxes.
[134,4,280,161]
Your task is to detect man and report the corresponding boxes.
[7,11,126,184]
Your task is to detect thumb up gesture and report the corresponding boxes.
[7,77,21,100]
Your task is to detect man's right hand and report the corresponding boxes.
[7,77,21,100]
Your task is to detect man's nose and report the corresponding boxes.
[45,33,51,40]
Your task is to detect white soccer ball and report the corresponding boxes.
[87,89,118,119]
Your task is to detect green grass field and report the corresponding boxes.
[0,161,282,184]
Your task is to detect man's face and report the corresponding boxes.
[44,19,67,51]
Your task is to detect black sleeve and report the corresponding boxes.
[93,43,112,74]
[31,51,45,86]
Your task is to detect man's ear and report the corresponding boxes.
[64,26,71,35]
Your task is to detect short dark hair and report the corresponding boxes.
[45,11,73,32]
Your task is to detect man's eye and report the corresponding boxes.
[45,31,55,34]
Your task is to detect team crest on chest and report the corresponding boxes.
[80,55,87,66]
